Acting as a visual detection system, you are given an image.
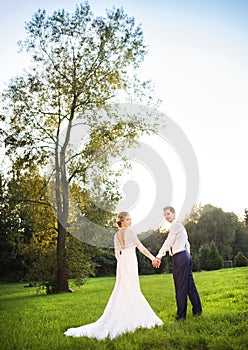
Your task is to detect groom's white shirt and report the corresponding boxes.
[156,219,190,258]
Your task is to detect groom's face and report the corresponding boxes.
[163,210,175,223]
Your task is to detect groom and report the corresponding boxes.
[152,206,202,321]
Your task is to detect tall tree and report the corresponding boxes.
[1,3,157,292]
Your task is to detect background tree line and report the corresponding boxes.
[96,204,248,276]
[1,166,248,288]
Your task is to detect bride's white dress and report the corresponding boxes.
[64,228,163,340]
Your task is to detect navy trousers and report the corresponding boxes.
[172,250,202,319]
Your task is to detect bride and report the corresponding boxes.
[64,211,163,340]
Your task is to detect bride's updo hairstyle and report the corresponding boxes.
[116,211,129,228]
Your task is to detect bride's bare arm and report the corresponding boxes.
[128,230,155,261]
[136,242,155,261]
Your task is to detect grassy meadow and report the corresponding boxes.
[0,267,247,350]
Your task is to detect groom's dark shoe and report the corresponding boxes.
[193,311,202,317]
[174,316,186,322]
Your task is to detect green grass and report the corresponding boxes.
[0,267,248,349]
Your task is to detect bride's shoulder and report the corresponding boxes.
[115,228,125,237]
[116,228,125,233]
[125,229,138,240]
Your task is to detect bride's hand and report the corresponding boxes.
[152,257,161,268]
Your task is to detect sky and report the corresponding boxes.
[0,0,248,231]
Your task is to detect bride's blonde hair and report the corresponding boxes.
[116,211,129,228]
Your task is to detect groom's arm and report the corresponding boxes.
[156,229,177,259]
[156,239,170,259]
[153,229,178,267]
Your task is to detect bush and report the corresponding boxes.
[234,251,248,267]
[199,241,223,271]
[26,248,57,294]
[199,244,210,270]
[206,241,223,270]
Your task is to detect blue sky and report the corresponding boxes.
[0,1,248,228]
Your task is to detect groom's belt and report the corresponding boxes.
[170,248,187,256]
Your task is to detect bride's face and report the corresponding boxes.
[121,216,131,228]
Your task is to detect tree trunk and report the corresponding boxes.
[56,220,69,292]
[55,119,70,293]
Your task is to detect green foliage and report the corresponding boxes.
[26,247,58,294]
[232,221,248,257]
[244,209,248,228]
[234,251,248,267]
[26,235,98,293]
[199,244,210,270]
[0,166,98,292]
[0,268,248,349]
[66,235,98,285]
[185,204,248,264]
[206,241,223,270]
[191,252,201,272]
[187,204,236,259]
[199,241,223,271]
[94,249,116,276]
[0,167,57,281]
[0,175,21,281]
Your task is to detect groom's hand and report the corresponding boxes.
[152,257,161,268]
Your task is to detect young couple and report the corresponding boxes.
[64,206,202,340]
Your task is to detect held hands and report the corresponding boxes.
[152,257,161,268]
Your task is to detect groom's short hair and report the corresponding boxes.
[163,206,176,214]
